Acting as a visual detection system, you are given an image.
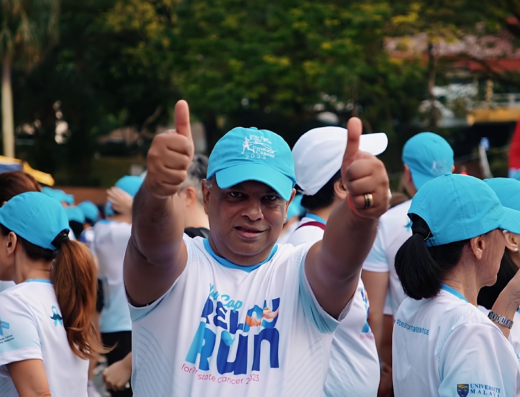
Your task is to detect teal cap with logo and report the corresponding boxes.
[409,174,520,247]
[0,192,69,250]
[207,127,296,201]
[402,132,454,190]
[484,178,520,211]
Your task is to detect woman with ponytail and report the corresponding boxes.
[0,192,106,396]
[393,174,520,397]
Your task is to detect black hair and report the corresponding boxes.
[69,221,84,240]
[395,215,469,300]
[478,250,518,310]
[300,170,342,211]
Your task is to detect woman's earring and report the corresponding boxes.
[515,248,519,252]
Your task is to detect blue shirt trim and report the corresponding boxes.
[441,284,468,303]
[202,238,278,273]
[305,213,327,225]
[24,279,52,284]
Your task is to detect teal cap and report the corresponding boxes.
[207,127,296,201]
[41,187,74,205]
[402,132,454,190]
[77,201,100,223]
[484,178,520,212]
[106,175,143,216]
[65,206,86,224]
[0,192,69,250]
[409,174,520,247]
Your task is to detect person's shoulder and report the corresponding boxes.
[285,218,324,246]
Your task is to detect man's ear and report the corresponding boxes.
[183,186,197,207]
[202,180,211,215]
[333,178,348,200]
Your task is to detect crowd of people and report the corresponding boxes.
[0,98,519,396]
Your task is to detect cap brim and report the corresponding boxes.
[499,207,520,234]
[215,164,294,201]
[360,133,388,156]
[409,169,440,191]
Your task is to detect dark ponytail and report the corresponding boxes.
[52,238,108,359]
[395,216,468,300]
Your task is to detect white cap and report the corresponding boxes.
[293,126,388,196]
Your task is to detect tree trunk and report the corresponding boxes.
[2,57,15,158]
[427,41,438,129]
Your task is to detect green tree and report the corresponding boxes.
[0,0,59,157]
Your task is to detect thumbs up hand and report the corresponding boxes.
[145,100,194,198]
[342,117,389,219]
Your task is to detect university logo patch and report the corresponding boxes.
[457,384,469,397]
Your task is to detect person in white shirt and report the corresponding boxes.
[124,100,390,396]
[362,133,455,353]
[95,175,143,397]
[393,174,520,397]
[286,126,387,397]
[0,171,42,294]
[0,192,104,396]
[478,177,520,354]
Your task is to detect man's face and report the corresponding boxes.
[203,179,293,265]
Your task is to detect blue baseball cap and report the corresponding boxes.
[409,174,520,247]
[41,187,75,205]
[106,175,143,216]
[65,206,86,224]
[207,127,296,201]
[513,170,520,181]
[77,201,100,223]
[0,192,69,250]
[484,178,520,212]
[287,195,305,220]
[402,132,454,190]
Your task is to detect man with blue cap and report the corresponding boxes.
[362,132,455,365]
[124,100,389,396]
[93,175,142,397]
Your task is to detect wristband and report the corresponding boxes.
[488,311,514,329]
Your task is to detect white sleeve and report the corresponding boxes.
[299,248,351,335]
[0,293,42,367]
[438,323,520,397]
[362,224,390,272]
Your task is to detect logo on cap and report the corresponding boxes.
[242,135,276,160]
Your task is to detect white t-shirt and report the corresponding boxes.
[0,280,89,396]
[93,220,132,333]
[129,235,349,396]
[393,285,520,397]
[478,306,520,358]
[0,281,14,294]
[286,215,380,397]
[363,200,412,314]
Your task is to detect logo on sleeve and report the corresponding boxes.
[458,383,501,396]
[0,316,10,336]
[457,385,469,397]
[50,306,63,327]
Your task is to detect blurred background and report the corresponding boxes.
[2,0,520,198]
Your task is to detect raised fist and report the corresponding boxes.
[342,117,390,219]
[144,100,194,198]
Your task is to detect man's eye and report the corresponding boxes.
[264,195,279,201]
[229,192,243,198]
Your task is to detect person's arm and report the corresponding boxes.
[490,268,520,338]
[103,352,132,391]
[124,100,194,306]
[7,360,51,397]
[362,270,389,349]
[305,118,390,317]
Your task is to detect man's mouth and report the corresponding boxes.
[234,226,265,238]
